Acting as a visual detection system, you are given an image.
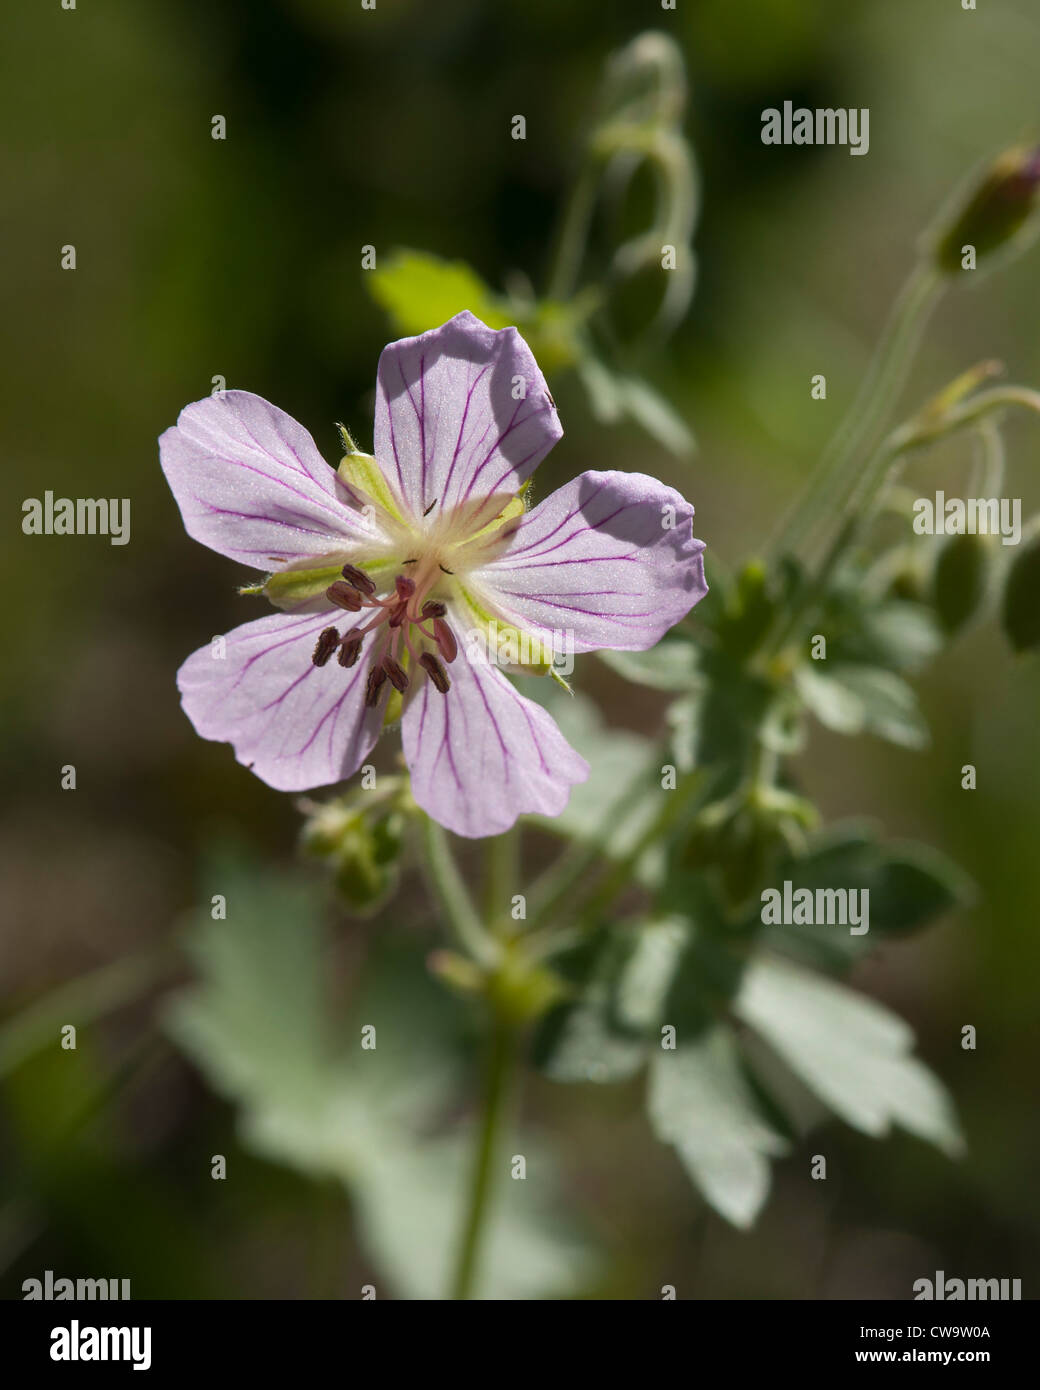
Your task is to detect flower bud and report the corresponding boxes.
[300,790,407,913]
[932,144,1040,275]
[1001,519,1040,653]
[930,530,992,635]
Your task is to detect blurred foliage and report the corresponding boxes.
[165,850,595,1298]
[3,0,1040,1302]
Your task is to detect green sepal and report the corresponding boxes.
[254,554,394,611]
[337,444,405,523]
[455,584,555,675]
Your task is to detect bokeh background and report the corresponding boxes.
[2,0,1039,1298]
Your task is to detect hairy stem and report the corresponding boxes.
[450,1015,520,1300]
[419,816,499,968]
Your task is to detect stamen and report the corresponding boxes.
[326,580,363,611]
[383,655,409,693]
[421,600,447,619]
[312,627,340,667]
[420,652,451,694]
[365,664,388,707]
[338,635,363,668]
[423,499,438,517]
[439,564,454,575]
[340,564,376,595]
[433,617,458,663]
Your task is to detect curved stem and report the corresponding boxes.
[575,764,707,931]
[450,1015,520,1300]
[547,159,601,302]
[419,816,499,968]
[770,261,944,565]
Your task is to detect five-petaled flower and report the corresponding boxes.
[160,312,707,836]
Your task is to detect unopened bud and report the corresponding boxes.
[931,530,991,635]
[1001,518,1040,653]
[932,144,1040,275]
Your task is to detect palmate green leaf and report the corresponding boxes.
[733,955,964,1158]
[758,824,974,972]
[795,826,972,934]
[367,249,511,338]
[648,1027,789,1229]
[365,249,587,374]
[795,663,930,748]
[165,853,596,1298]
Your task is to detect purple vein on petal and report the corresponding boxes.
[458,397,531,503]
[471,663,511,785]
[441,363,492,500]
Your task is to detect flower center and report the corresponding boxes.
[310,562,457,704]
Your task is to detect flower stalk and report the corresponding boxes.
[450,1013,521,1301]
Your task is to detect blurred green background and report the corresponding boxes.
[2,0,1039,1298]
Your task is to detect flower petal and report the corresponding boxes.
[465,470,707,653]
[402,640,588,837]
[373,311,562,528]
[160,390,387,570]
[177,608,385,792]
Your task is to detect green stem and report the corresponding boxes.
[576,764,707,931]
[525,756,663,935]
[762,373,1040,660]
[770,261,944,565]
[761,511,862,661]
[450,1015,520,1300]
[547,159,602,302]
[484,827,519,933]
[419,816,499,968]
[524,762,707,960]
[972,417,1006,498]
